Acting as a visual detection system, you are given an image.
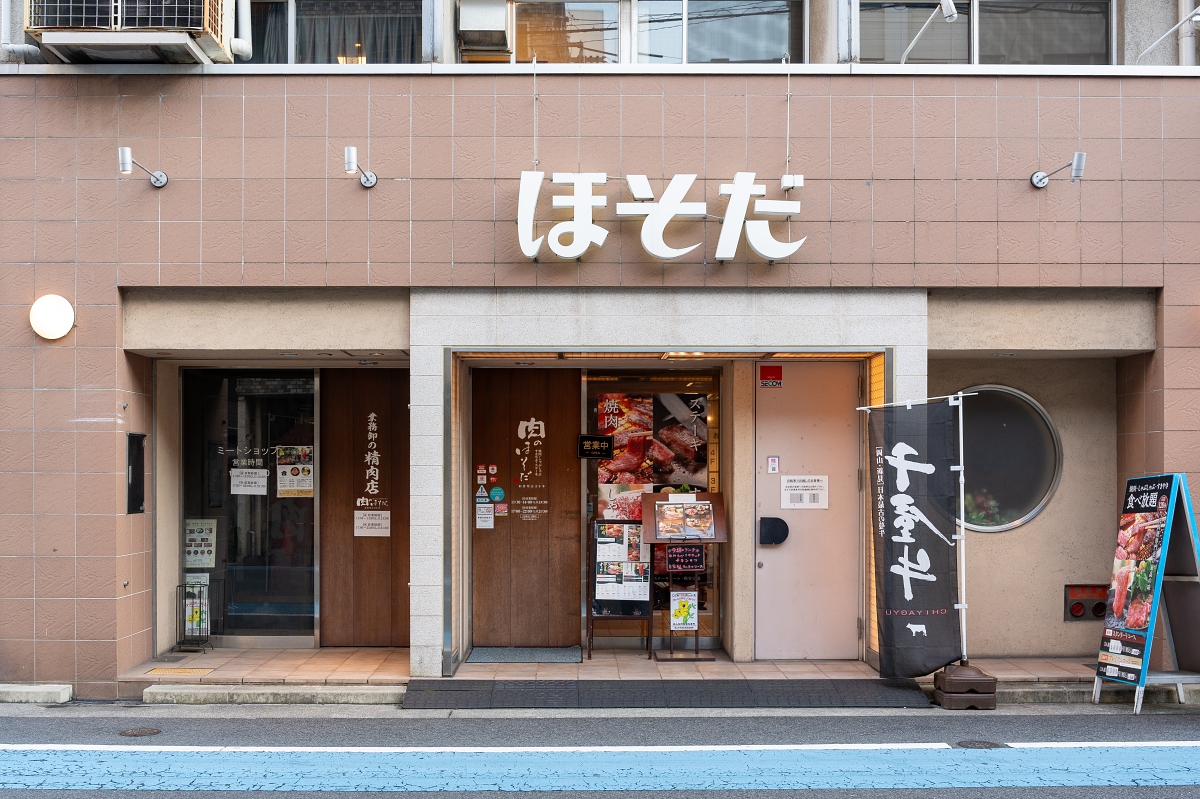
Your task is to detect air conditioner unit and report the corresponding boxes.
[25,0,233,62]
[459,0,508,53]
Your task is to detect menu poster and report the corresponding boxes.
[276,446,314,498]
[592,522,652,609]
[184,518,216,569]
[654,501,715,539]
[595,561,650,601]
[596,393,708,488]
[670,591,699,630]
[1096,475,1178,687]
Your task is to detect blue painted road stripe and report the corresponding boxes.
[0,742,1197,791]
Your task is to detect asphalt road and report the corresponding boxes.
[0,702,1198,797]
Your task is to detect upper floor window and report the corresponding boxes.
[637,0,804,63]
[859,0,1111,65]
[247,0,422,63]
[486,0,802,62]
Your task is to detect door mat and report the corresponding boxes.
[402,678,929,709]
[466,646,583,664]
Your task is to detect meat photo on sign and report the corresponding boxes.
[651,394,708,486]
[597,394,656,484]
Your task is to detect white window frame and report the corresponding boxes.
[856,0,1116,65]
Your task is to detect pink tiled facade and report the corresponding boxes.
[0,70,1197,694]
[0,74,1194,289]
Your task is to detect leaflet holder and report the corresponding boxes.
[759,516,789,545]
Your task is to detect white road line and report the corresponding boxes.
[0,743,952,753]
[1009,741,1200,749]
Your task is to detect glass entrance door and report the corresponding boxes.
[182,370,316,637]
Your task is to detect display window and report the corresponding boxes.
[959,384,1062,533]
[585,369,721,644]
[181,370,317,637]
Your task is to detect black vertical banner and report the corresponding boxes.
[868,401,962,678]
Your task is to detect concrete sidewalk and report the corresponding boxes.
[106,648,1152,705]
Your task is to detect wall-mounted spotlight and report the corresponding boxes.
[900,0,957,64]
[344,146,377,188]
[1031,152,1086,189]
[118,147,168,188]
[29,294,75,340]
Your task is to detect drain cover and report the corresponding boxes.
[955,740,1007,749]
[119,728,161,737]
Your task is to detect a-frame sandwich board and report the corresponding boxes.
[1093,473,1200,714]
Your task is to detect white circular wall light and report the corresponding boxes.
[29,294,76,340]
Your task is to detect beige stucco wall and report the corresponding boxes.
[928,289,1156,357]
[929,357,1117,658]
[122,288,410,357]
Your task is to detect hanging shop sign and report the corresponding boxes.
[183,518,216,569]
[578,434,615,460]
[518,172,805,262]
[276,446,314,498]
[1095,474,1200,692]
[867,401,961,679]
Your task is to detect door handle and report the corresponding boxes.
[759,517,788,545]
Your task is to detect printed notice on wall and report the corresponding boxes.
[276,446,314,498]
[230,468,269,495]
[781,475,828,509]
[476,503,495,529]
[184,519,216,569]
[353,510,390,537]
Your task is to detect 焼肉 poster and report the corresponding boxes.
[596,394,708,488]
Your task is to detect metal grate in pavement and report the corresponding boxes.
[402,678,930,709]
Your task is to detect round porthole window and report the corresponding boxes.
[962,385,1062,532]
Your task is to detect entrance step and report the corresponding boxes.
[402,678,930,709]
[142,684,406,705]
[0,684,72,703]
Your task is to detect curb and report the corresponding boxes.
[917,682,1200,706]
[142,684,406,705]
[0,684,72,704]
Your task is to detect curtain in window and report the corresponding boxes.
[297,0,422,63]
[248,2,288,63]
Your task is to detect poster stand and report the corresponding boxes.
[586,521,652,660]
[1092,473,1200,714]
[640,492,727,663]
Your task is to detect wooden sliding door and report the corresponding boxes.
[471,368,581,647]
[320,368,410,646]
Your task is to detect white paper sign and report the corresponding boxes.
[230,468,269,495]
[354,510,391,537]
[781,475,828,509]
[475,503,494,529]
[670,590,699,630]
[184,518,216,569]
